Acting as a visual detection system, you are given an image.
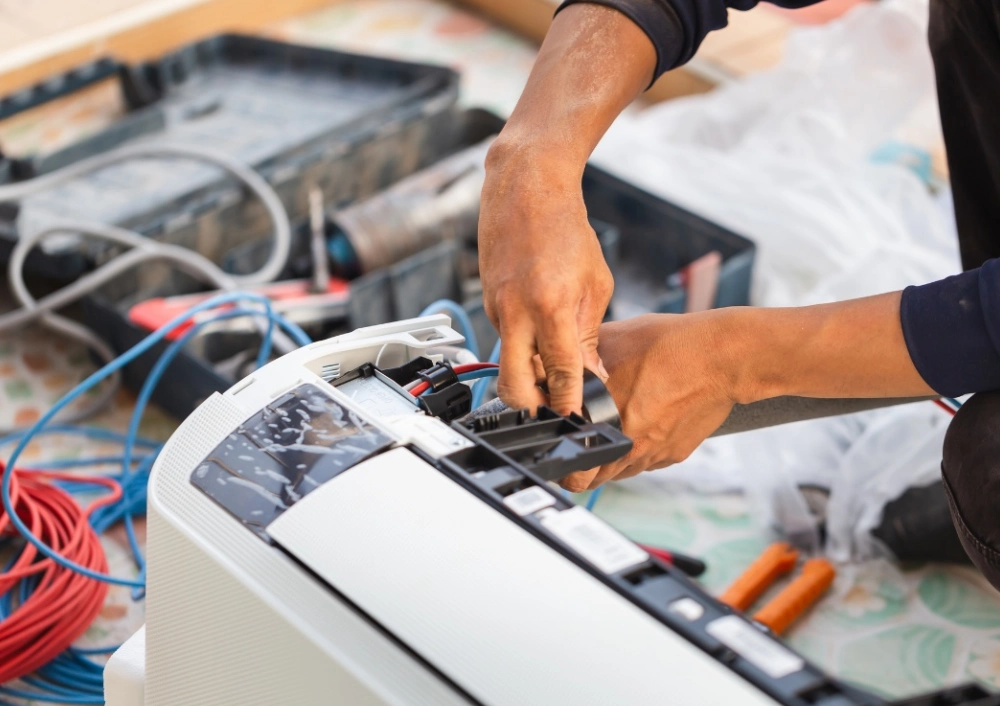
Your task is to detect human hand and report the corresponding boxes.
[558,290,938,491]
[560,312,742,491]
[479,142,614,415]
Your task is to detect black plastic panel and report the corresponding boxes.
[191,383,392,537]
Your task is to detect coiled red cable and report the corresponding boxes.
[0,462,120,683]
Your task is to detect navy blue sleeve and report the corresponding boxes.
[901,259,1000,397]
[555,0,824,81]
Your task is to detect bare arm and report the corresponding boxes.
[487,4,655,170]
[733,292,935,402]
[560,292,935,491]
[479,4,656,414]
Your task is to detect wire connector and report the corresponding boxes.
[417,363,472,422]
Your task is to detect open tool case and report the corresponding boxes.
[0,35,754,419]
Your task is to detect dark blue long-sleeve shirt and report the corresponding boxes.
[557,0,1000,397]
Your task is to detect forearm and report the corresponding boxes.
[729,292,936,403]
[486,4,656,176]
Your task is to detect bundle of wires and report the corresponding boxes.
[413,301,500,393]
[0,141,295,436]
[0,293,312,704]
[0,464,117,684]
[934,397,963,416]
[407,363,499,397]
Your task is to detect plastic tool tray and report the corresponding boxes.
[0,33,459,290]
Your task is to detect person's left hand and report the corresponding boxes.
[559,312,744,492]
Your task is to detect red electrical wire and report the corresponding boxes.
[409,363,499,397]
[0,463,121,683]
[933,399,957,416]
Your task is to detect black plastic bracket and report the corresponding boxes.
[417,363,472,422]
[461,405,632,482]
[889,685,1000,706]
[380,356,434,386]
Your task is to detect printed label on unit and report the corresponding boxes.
[335,375,420,419]
[385,414,475,457]
[503,486,556,516]
[541,507,648,574]
[705,616,804,679]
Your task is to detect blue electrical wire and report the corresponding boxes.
[0,684,103,704]
[119,305,296,598]
[472,337,501,409]
[1,292,310,587]
[419,299,479,360]
[457,369,498,383]
[69,646,119,656]
[0,425,162,451]
[586,486,605,511]
[0,296,312,702]
[22,456,151,471]
[419,367,499,396]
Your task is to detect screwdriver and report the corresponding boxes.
[638,543,707,577]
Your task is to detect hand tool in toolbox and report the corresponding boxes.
[127,278,351,339]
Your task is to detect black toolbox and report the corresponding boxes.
[0,34,459,284]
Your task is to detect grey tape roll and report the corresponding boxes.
[580,369,622,430]
[469,393,933,435]
[467,370,622,429]
[712,395,933,435]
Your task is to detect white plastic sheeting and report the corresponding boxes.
[592,0,961,561]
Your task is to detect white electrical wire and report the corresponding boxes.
[0,142,292,287]
[0,142,295,433]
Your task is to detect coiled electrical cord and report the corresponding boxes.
[0,142,294,433]
[0,295,311,700]
[0,467,120,684]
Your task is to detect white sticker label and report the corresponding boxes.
[706,616,804,679]
[541,507,648,574]
[503,486,556,516]
[385,414,474,458]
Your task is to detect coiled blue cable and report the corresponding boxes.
[0,295,314,704]
[1,292,310,587]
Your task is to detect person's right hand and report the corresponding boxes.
[479,141,614,415]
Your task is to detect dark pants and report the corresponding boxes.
[925,0,1000,590]
[943,393,1000,589]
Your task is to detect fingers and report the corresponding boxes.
[536,307,585,415]
[586,458,639,489]
[497,326,546,411]
[578,295,609,383]
[531,354,546,380]
[560,468,600,493]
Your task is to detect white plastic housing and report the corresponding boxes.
[112,316,776,705]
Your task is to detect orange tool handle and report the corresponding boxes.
[753,558,836,635]
[718,542,799,611]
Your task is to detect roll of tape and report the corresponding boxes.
[467,370,622,430]
[580,369,621,430]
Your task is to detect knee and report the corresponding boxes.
[942,391,1000,591]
